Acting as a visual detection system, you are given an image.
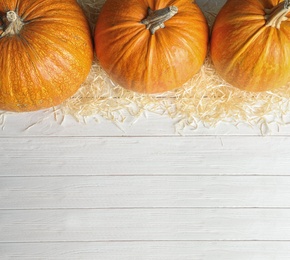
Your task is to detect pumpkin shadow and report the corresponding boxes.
[77,0,106,32]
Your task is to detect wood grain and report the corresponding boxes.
[1,208,290,242]
[1,136,290,176]
[1,176,290,209]
[1,241,290,260]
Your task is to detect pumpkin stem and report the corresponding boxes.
[265,0,290,29]
[0,10,24,38]
[140,6,178,34]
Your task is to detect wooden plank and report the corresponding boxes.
[1,136,290,175]
[1,109,290,137]
[1,176,290,209]
[1,241,290,260]
[1,209,290,241]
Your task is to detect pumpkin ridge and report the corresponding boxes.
[121,34,150,92]
[97,24,144,45]
[265,28,290,85]
[101,30,147,76]
[153,35,177,93]
[28,25,83,63]
[22,29,74,74]
[18,52,40,110]
[0,39,16,109]
[18,0,76,21]
[17,0,43,20]
[3,39,36,111]
[276,26,288,70]
[222,26,267,77]
[28,5,90,27]
[249,30,277,91]
[20,33,63,100]
[168,26,205,66]
[14,37,51,110]
[27,16,93,76]
[228,14,266,22]
[156,33,182,87]
[143,36,155,93]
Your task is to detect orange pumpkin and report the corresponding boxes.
[0,0,93,112]
[210,0,290,92]
[94,0,208,94]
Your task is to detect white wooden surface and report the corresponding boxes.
[2,0,290,259]
[1,109,290,260]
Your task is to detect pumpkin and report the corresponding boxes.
[0,0,93,112]
[210,0,290,92]
[94,0,208,94]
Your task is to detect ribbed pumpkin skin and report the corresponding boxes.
[0,0,93,112]
[210,0,290,92]
[95,0,208,94]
